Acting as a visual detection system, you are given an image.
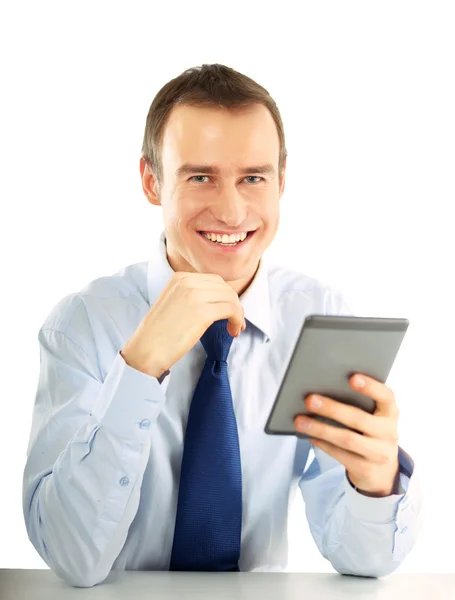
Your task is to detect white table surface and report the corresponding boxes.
[1,569,454,600]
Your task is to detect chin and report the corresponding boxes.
[200,260,255,285]
[198,263,239,280]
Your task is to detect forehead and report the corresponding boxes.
[161,103,280,171]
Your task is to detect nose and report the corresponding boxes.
[209,184,248,227]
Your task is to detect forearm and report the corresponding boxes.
[300,447,422,578]
[24,424,149,587]
[23,349,168,588]
[322,471,418,577]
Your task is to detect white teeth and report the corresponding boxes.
[202,231,248,244]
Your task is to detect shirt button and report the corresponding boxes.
[139,419,151,429]
[119,477,129,486]
[401,526,408,534]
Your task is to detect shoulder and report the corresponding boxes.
[266,261,352,317]
[38,260,149,356]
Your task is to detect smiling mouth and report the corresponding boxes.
[197,230,256,247]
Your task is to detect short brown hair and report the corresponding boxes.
[141,63,287,187]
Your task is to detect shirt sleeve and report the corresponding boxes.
[22,325,169,588]
[299,443,422,577]
[298,287,423,577]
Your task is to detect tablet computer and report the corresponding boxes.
[264,315,409,439]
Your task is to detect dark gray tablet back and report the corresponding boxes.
[264,315,409,438]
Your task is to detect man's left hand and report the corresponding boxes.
[294,374,400,497]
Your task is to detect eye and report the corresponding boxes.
[189,175,264,184]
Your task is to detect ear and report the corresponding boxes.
[140,157,162,206]
[279,156,287,198]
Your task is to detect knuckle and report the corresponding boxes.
[378,441,396,465]
[387,431,399,445]
[342,430,356,450]
[230,297,242,316]
[390,427,399,443]
[378,450,391,465]
[186,287,200,302]
[379,417,398,439]
[177,274,193,288]
[351,412,364,433]
[174,271,187,280]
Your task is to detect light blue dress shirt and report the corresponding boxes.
[23,230,421,588]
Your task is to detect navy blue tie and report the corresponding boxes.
[169,319,242,572]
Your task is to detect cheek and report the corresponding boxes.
[173,191,206,218]
[163,193,195,226]
[258,197,280,223]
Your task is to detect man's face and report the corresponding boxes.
[141,102,286,295]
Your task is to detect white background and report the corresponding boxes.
[1,0,453,574]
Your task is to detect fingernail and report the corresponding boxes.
[309,395,323,410]
[296,417,312,430]
[355,375,366,388]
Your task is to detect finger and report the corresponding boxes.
[203,300,245,334]
[177,275,237,289]
[294,416,393,464]
[309,439,373,475]
[304,394,397,441]
[175,274,245,334]
[350,373,399,418]
[174,271,227,283]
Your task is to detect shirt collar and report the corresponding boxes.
[146,230,273,343]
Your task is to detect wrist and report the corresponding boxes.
[120,348,166,380]
[347,464,402,497]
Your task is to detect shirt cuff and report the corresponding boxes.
[344,446,415,523]
[92,351,168,442]
[158,369,170,384]
[344,472,406,523]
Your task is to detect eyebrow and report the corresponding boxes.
[175,163,276,178]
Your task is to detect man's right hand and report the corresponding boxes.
[120,272,246,379]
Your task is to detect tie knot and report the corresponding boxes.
[200,319,234,362]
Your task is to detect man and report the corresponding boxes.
[23,64,421,587]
